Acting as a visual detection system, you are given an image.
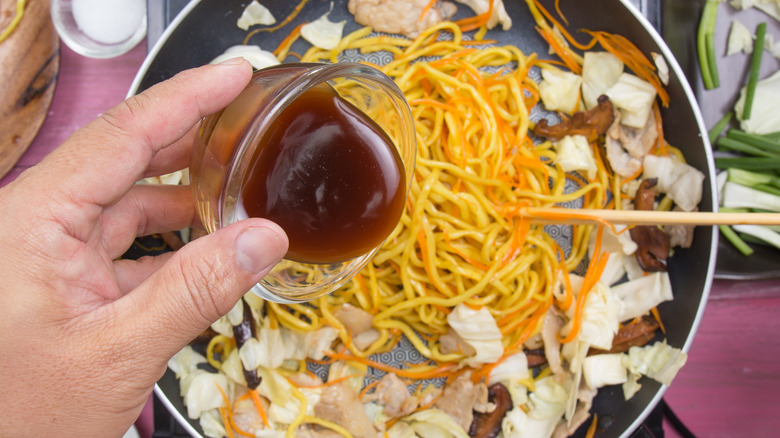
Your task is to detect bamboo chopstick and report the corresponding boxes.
[521,207,780,226]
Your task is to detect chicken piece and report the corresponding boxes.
[348,0,457,38]
[629,178,670,272]
[364,373,418,418]
[534,95,615,142]
[434,371,488,432]
[333,303,375,335]
[455,0,512,30]
[664,206,696,248]
[315,381,378,438]
[605,109,658,178]
[439,328,477,356]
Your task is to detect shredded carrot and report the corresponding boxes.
[455,0,494,32]
[537,27,581,74]
[529,0,597,51]
[243,0,309,44]
[650,307,667,334]
[554,0,569,26]
[218,408,237,438]
[585,414,599,438]
[652,102,668,156]
[295,373,363,388]
[359,378,382,399]
[273,22,306,58]
[418,0,438,22]
[216,385,252,438]
[505,296,553,354]
[249,389,270,428]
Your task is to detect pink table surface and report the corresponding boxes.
[6,42,780,438]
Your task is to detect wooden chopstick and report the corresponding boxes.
[521,207,780,226]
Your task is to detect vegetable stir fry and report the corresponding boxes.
[165,1,704,437]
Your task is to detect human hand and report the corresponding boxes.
[0,59,288,437]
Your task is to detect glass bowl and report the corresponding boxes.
[51,0,146,59]
[190,62,416,303]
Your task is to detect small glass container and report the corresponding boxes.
[190,62,416,303]
[51,0,146,59]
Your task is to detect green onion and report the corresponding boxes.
[727,129,780,154]
[717,137,778,158]
[697,0,720,90]
[742,22,767,120]
[719,225,754,256]
[708,112,733,145]
[715,156,780,170]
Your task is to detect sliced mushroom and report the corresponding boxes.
[232,298,261,389]
[534,94,615,142]
[629,178,670,272]
[468,383,513,438]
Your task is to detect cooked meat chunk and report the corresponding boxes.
[364,373,418,418]
[439,328,477,356]
[315,381,378,438]
[534,95,615,142]
[605,109,658,178]
[348,0,458,38]
[333,303,375,335]
[434,371,488,432]
[664,206,696,248]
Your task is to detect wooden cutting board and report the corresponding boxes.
[0,0,59,179]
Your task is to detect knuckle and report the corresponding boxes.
[176,253,234,323]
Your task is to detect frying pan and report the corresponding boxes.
[128,1,717,436]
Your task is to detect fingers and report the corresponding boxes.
[100,184,195,259]
[115,218,288,354]
[43,59,253,207]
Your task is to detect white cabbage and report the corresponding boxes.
[730,0,780,22]
[612,271,673,322]
[561,281,620,351]
[651,52,669,85]
[625,340,688,386]
[502,376,568,438]
[268,387,320,425]
[581,51,624,109]
[605,73,657,128]
[184,372,230,419]
[401,409,470,438]
[642,154,705,212]
[304,326,340,360]
[256,366,294,406]
[239,328,283,371]
[211,45,280,70]
[735,69,780,134]
[327,360,367,393]
[199,409,227,438]
[552,135,598,180]
[387,420,418,438]
[301,11,346,50]
[237,1,275,30]
[727,19,754,55]
[220,349,246,386]
[488,352,530,386]
[589,224,636,286]
[168,346,206,378]
[582,353,628,389]
[539,67,583,115]
[446,303,504,366]
[455,0,512,30]
[622,251,645,281]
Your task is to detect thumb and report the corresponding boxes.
[123,218,288,353]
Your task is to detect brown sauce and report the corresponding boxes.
[240,82,406,264]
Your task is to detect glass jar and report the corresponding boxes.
[190,62,416,303]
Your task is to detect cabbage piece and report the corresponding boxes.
[502,376,569,438]
[239,323,284,370]
[581,51,624,110]
[730,0,780,22]
[256,366,294,407]
[221,349,246,386]
[539,67,583,115]
[301,11,346,50]
[184,372,230,419]
[552,135,598,180]
[625,340,688,386]
[446,303,504,366]
[589,225,636,286]
[642,154,705,212]
[210,45,280,70]
[199,409,227,438]
[386,420,417,438]
[398,409,470,438]
[735,69,780,134]
[582,353,628,389]
[237,1,275,30]
[268,387,320,425]
[727,19,754,55]
[561,281,620,351]
[622,251,645,281]
[605,73,657,129]
[488,352,531,386]
[455,0,512,30]
[327,360,368,393]
[168,346,207,378]
[611,271,673,322]
[304,326,340,360]
[651,52,670,86]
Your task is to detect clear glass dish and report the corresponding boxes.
[190,62,416,303]
[51,0,146,59]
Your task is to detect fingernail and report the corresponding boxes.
[216,57,245,66]
[235,227,286,275]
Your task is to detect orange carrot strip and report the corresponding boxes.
[273,22,305,57]
[249,389,270,428]
[243,0,309,43]
[419,0,437,22]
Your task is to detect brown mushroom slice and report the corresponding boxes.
[629,178,670,272]
[533,94,615,142]
[232,299,261,389]
[468,383,513,438]
[590,315,660,355]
